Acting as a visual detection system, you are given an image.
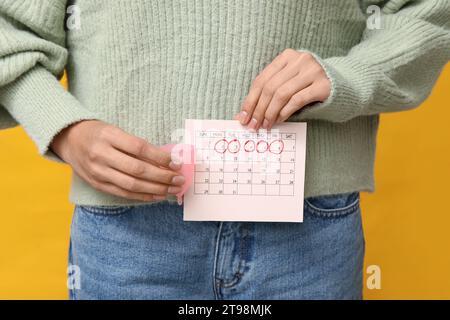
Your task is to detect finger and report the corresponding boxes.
[249,63,302,131]
[237,52,289,125]
[103,147,185,186]
[276,83,326,123]
[105,127,176,169]
[74,167,162,202]
[92,181,162,202]
[240,51,315,130]
[263,71,316,129]
[94,166,182,196]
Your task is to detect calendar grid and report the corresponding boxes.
[194,130,296,196]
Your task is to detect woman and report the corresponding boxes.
[0,0,449,299]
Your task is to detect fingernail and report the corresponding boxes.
[169,161,182,171]
[153,195,166,200]
[168,186,182,194]
[177,197,183,205]
[239,111,248,124]
[172,175,185,185]
[262,119,269,129]
[248,118,258,131]
[171,151,183,164]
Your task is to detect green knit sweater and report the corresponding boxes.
[0,0,449,206]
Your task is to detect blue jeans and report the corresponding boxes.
[68,192,364,300]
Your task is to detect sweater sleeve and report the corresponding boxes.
[293,0,450,123]
[0,0,98,162]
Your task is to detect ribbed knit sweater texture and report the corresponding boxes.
[0,0,449,206]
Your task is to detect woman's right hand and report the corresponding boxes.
[50,120,185,202]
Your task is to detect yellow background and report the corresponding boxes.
[0,65,449,300]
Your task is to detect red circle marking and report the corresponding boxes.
[269,139,284,154]
[227,139,241,153]
[256,140,269,153]
[214,139,228,153]
[244,140,255,152]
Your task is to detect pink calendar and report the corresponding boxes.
[183,119,307,222]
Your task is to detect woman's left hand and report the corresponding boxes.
[234,49,331,131]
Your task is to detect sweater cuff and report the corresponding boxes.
[290,50,381,123]
[0,65,99,162]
